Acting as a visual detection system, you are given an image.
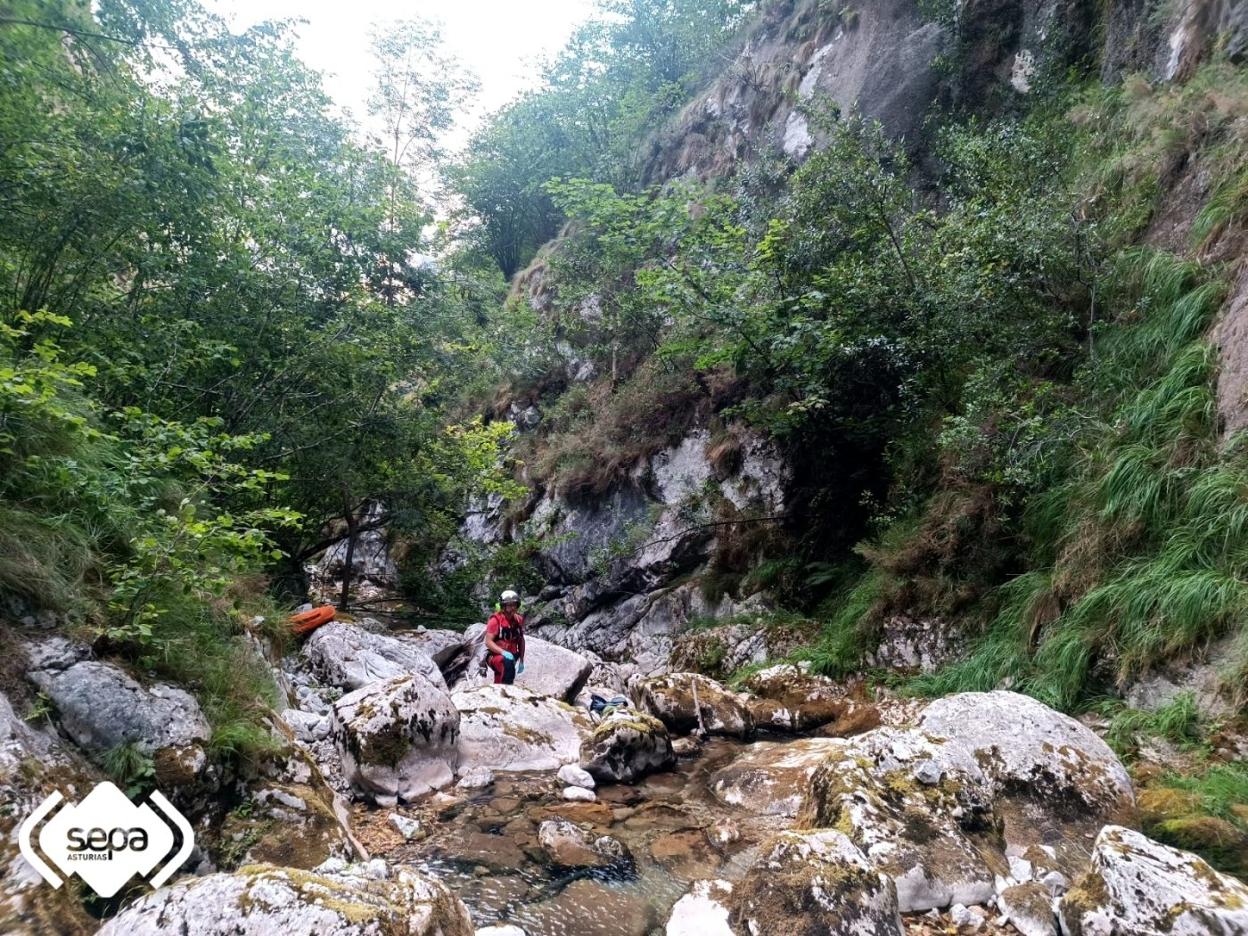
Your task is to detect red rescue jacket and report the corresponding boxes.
[486,610,525,660]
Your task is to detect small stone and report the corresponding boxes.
[364,858,389,880]
[950,902,987,931]
[389,813,421,841]
[561,785,596,802]
[1039,870,1068,897]
[314,856,347,875]
[913,759,943,786]
[708,818,740,848]
[1008,855,1033,883]
[558,763,595,789]
[457,766,495,789]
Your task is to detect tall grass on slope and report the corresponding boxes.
[915,250,1247,709]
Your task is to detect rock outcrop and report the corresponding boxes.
[1058,825,1248,936]
[28,660,211,777]
[632,673,755,739]
[331,674,460,806]
[453,684,593,773]
[579,709,675,784]
[741,663,878,734]
[729,830,904,936]
[304,622,446,692]
[95,862,475,935]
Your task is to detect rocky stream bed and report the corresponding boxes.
[3,614,1247,936]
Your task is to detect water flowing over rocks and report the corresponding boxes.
[95,862,475,936]
[331,673,460,807]
[304,621,446,692]
[632,673,755,740]
[537,818,632,870]
[453,683,593,773]
[1058,825,1248,936]
[579,709,676,784]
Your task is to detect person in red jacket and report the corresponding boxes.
[485,589,526,685]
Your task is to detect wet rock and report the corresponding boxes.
[580,710,675,784]
[730,830,904,936]
[454,625,593,703]
[454,684,593,773]
[649,828,722,879]
[710,737,842,817]
[304,621,445,692]
[537,818,630,869]
[632,673,754,739]
[558,763,595,788]
[1058,825,1248,936]
[331,673,460,806]
[666,879,734,936]
[29,660,210,772]
[96,862,474,935]
[742,663,877,734]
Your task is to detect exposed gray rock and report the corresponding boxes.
[632,672,754,739]
[281,708,330,743]
[453,684,593,774]
[730,830,904,936]
[304,622,445,692]
[95,862,475,935]
[29,660,209,761]
[741,662,877,734]
[579,709,675,784]
[19,635,88,672]
[331,674,460,807]
[1058,825,1248,936]
[398,628,469,668]
[866,614,965,673]
[454,625,592,702]
[709,737,844,818]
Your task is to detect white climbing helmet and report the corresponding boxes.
[500,589,520,605]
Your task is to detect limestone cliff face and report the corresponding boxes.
[487,0,1248,675]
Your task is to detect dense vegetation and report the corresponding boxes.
[3,0,1247,877]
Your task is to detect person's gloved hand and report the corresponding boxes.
[517,661,525,674]
[501,650,515,661]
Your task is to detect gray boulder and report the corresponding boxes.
[331,674,459,807]
[398,627,468,668]
[1058,825,1248,936]
[729,830,903,936]
[579,709,675,784]
[95,862,474,935]
[453,684,592,774]
[29,660,209,762]
[304,622,445,692]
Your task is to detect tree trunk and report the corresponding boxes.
[339,507,358,611]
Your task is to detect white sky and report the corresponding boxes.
[206,0,597,147]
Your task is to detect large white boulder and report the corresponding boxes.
[453,684,593,773]
[304,622,445,692]
[455,625,592,702]
[96,862,474,935]
[917,691,1134,822]
[729,830,904,936]
[1058,825,1248,936]
[331,674,459,806]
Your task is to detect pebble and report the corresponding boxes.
[557,763,596,789]
[457,767,496,790]
[388,812,421,841]
[561,786,597,802]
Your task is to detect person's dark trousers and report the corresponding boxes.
[488,653,516,684]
